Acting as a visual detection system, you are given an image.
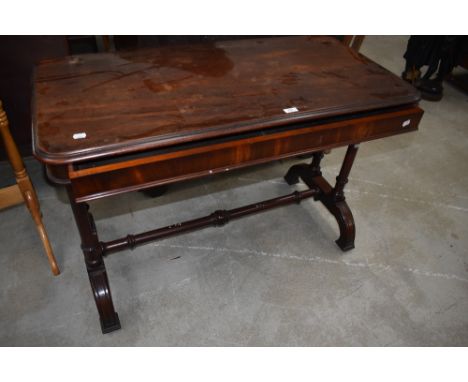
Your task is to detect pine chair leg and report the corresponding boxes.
[19,176,60,276]
[34,212,61,276]
[1,100,60,276]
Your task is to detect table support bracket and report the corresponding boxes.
[67,187,121,334]
[284,144,359,251]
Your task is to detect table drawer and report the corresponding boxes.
[69,106,423,202]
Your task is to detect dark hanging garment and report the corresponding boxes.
[404,36,468,80]
[403,36,468,101]
[404,36,445,73]
[436,36,468,80]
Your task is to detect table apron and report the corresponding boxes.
[68,106,422,202]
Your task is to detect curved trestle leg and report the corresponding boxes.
[67,187,121,333]
[322,195,356,251]
[284,146,359,251]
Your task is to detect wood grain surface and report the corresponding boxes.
[33,36,419,164]
[68,106,422,202]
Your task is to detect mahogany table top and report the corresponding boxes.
[33,36,419,164]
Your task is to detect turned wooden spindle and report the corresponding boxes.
[333,144,359,202]
[0,100,60,275]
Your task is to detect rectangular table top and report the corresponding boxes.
[33,36,419,164]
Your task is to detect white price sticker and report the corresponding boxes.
[73,132,87,140]
[283,107,299,114]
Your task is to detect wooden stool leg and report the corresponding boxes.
[0,100,60,275]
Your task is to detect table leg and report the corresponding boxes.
[284,145,359,251]
[67,187,121,333]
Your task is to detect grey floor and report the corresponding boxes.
[1,36,468,346]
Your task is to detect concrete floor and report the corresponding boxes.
[1,36,468,346]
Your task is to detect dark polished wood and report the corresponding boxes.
[63,106,422,202]
[102,188,319,255]
[33,36,418,164]
[66,187,120,333]
[285,145,359,250]
[33,36,422,333]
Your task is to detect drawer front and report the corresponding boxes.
[70,106,423,202]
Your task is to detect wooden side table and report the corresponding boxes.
[33,36,422,332]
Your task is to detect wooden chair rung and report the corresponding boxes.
[0,184,23,210]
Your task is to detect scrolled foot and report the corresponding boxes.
[88,267,121,333]
[101,313,121,334]
[330,201,355,252]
